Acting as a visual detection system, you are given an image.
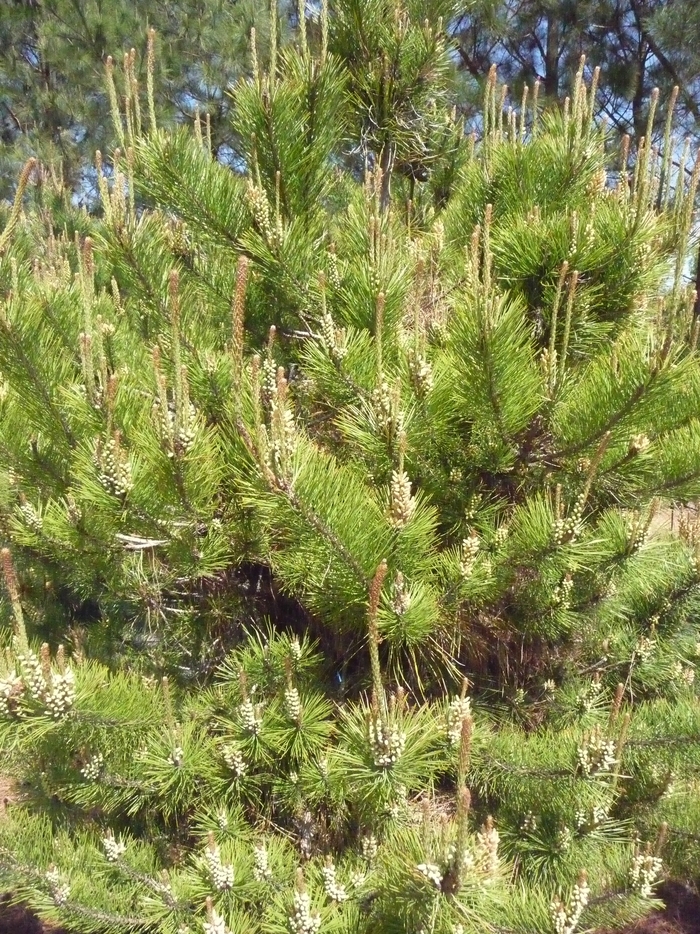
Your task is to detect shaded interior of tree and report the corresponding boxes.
[599,883,700,934]
[0,896,66,934]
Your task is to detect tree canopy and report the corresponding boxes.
[2,1,699,200]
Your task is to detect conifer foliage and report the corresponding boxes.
[0,4,699,933]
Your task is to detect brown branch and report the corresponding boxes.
[456,45,483,79]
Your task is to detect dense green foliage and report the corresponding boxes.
[0,3,699,933]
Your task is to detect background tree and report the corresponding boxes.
[451,0,700,140]
[0,0,297,201]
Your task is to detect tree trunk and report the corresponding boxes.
[631,51,647,142]
[544,13,559,99]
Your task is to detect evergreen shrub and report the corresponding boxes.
[0,5,699,933]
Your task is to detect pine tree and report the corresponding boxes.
[0,0,293,200]
[0,4,699,933]
[452,0,700,140]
